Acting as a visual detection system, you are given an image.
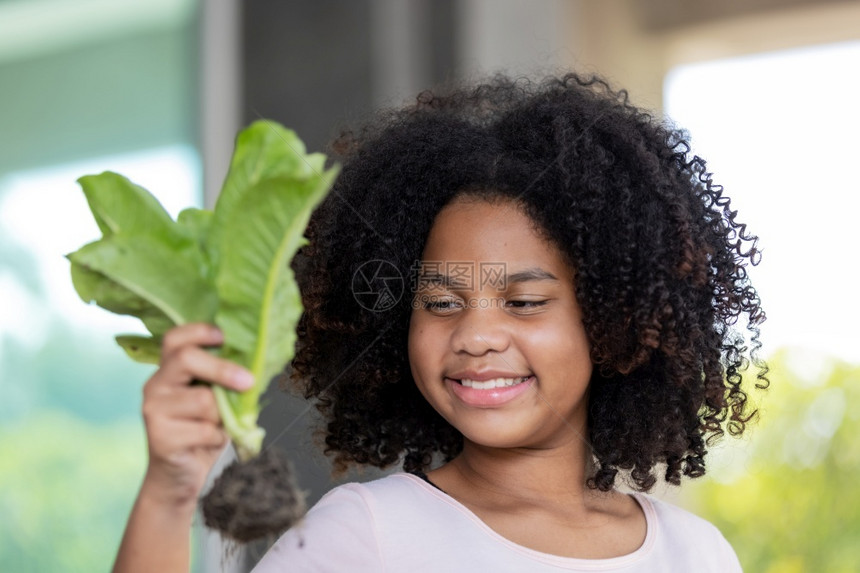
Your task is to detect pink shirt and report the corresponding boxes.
[253,473,742,572]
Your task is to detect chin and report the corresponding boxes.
[456,421,545,450]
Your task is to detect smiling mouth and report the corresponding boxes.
[451,376,531,390]
[445,375,535,407]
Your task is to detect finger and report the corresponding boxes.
[152,345,255,391]
[149,418,229,457]
[161,323,224,359]
[146,386,222,424]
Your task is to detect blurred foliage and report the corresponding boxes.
[0,412,146,571]
[0,255,154,570]
[1,318,152,424]
[683,348,860,572]
[0,297,155,572]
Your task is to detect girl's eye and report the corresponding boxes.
[506,300,548,311]
[415,296,548,314]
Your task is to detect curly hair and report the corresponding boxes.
[289,73,767,492]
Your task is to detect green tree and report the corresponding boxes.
[683,349,860,572]
[0,412,146,571]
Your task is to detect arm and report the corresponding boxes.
[112,323,255,573]
[112,479,198,572]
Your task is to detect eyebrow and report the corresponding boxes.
[416,267,558,289]
[506,268,559,284]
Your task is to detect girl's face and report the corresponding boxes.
[408,197,593,451]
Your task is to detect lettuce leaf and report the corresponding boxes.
[67,120,338,461]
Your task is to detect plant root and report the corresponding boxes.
[201,447,307,543]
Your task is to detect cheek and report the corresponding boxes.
[526,316,593,373]
[407,314,435,379]
[407,318,444,407]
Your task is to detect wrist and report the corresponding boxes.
[138,471,201,518]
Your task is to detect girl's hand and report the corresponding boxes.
[113,323,254,573]
[138,323,254,511]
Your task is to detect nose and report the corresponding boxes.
[449,303,511,356]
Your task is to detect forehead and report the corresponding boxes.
[420,198,570,278]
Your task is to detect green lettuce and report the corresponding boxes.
[68,121,338,461]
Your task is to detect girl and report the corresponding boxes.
[114,74,766,572]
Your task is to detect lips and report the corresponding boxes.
[445,375,534,407]
[459,376,530,389]
[447,369,532,382]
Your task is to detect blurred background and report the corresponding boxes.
[1,1,858,571]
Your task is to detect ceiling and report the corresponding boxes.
[631,0,858,30]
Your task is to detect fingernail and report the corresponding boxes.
[234,369,255,389]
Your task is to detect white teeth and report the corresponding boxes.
[459,376,529,389]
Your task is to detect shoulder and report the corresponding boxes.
[303,472,434,518]
[295,472,433,535]
[320,472,465,533]
[348,471,436,502]
[641,494,727,540]
[252,473,437,572]
[636,493,742,571]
